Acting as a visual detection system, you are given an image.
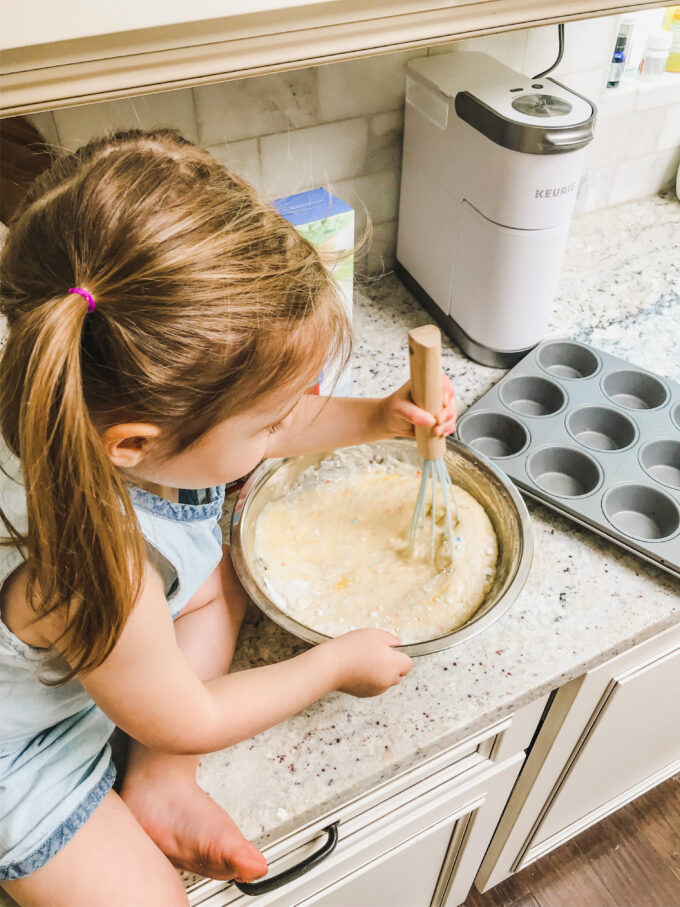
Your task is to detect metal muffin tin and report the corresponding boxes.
[456,339,680,578]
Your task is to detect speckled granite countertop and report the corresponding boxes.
[196,192,680,869]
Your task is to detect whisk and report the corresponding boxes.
[407,325,459,567]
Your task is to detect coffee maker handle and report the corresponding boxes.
[543,126,594,151]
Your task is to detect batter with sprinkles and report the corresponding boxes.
[255,448,498,643]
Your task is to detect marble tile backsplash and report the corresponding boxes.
[25,16,680,275]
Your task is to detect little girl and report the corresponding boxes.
[0,128,457,906]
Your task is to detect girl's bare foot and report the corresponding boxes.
[119,751,267,883]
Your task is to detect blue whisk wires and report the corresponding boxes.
[408,458,460,570]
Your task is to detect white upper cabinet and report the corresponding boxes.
[0,0,664,116]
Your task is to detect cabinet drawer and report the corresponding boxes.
[189,699,545,905]
[192,754,524,907]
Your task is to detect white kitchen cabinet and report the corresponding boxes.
[0,0,663,116]
[187,698,545,907]
[305,808,462,907]
[299,755,523,907]
[476,620,680,892]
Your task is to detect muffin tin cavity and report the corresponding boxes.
[457,411,529,459]
[456,339,680,577]
[639,440,680,490]
[602,369,669,410]
[527,446,602,498]
[500,376,566,417]
[567,405,637,451]
[671,402,680,430]
[537,341,600,379]
[603,484,679,541]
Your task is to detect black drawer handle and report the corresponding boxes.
[234,823,339,896]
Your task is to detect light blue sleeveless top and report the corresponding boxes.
[0,438,226,877]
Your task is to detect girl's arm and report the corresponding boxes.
[266,378,457,459]
[74,566,410,755]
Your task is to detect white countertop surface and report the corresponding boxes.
[193,191,680,880]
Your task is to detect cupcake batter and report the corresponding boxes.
[254,457,498,643]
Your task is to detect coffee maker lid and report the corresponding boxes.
[408,51,596,155]
[454,83,596,155]
[466,77,594,128]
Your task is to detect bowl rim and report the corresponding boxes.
[230,437,533,656]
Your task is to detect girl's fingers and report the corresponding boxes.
[434,416,456,435]
[435,404,457,429]
[397,398,437,428]
[400,375,456,433]
[399,658,413,676]
[434,418,457,437]
[436,404,456,423]
[441,374,456,402]
[437,376,456,414]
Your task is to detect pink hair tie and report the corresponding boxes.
[68,287,95,313]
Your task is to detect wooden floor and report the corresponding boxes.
[464,774,680,907]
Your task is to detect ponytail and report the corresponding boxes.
[0,294,145,680]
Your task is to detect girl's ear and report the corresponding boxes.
[102,423,162,468]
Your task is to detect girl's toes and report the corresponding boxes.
[231,844,268,882]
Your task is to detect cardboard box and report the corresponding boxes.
[275,188,354,396]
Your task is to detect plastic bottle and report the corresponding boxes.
[666,7,680,72]
[607,48,626,88]
[607,16,635,86]
[618,16,635,59]
[638,31,672,80]
[663,5,680,30]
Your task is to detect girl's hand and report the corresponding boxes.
[326,629,412,697]
[378,375,457,439]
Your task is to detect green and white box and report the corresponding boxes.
[275,188,354,396]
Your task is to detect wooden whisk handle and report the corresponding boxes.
[408,324,445,460]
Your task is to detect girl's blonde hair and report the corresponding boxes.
[0,128,351,680]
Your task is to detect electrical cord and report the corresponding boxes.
[533,23,565,79]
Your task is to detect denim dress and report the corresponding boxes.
[0,440,225,879]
